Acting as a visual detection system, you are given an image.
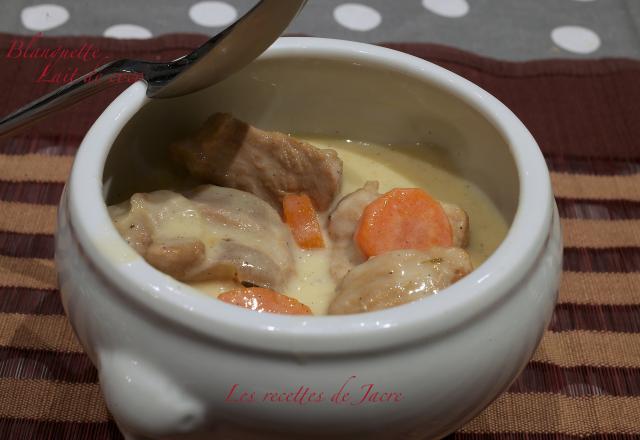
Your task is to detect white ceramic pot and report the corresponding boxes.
[55,38,562,440]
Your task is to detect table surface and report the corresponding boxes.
[1,2,640,440]
[2,0,640,60]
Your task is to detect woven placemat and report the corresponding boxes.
[0,33,639,439]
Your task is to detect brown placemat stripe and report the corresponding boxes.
[509,362,640,397]
[549,304,640,333]
[557,198,640,220]
[5,295,631,338]
[0,202,56,235]
[2,182,639,219]
[2,348,640,399]
[551,173,640,201]
[7,187,625,218]
[0,379,108,422]
[0,287,64,315]
[0,232,53,259]
[532,331,640,368]
[450,433,640,439]
[545,155,640,175]
[561,219,640,248]
[559,272,640,305]
[0,419,121,440]
[2,148,640,177]
[458,392,640,435]
[5,282,639,334]
[2,155,640,206]
[1,309,639,367]
[0,154,72,183]
[0,149,637,178]
[7,285,640,332]
[14,272,637,311]
[0,256,56,290]
[1,189,639,221]
[4,219,638,261]
[0,181,65,205]
[563,248,640,273]
[0,151,640,199]
[0,313,82,353]
[8,348,640,397]
[0,418,123,440]
[0,348,97,383]
[2,385,640,433]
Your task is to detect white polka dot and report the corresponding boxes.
[551,25,601,54]
[422,0,469,18]
[21,4,69,31]
[333,3,381,32]
[189,1,237,27]
[103,24,152,39]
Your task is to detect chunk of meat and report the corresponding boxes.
[190,240,292,288]
[170,113,343,212]
[328,247,473,315]
[327,181,380,280]
[145,238,206,280]
[218,287,312,315]
[108,185,295,289]
[441,202,470,248]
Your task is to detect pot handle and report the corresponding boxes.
[98,351,205,438]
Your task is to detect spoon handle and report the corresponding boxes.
[0,0,308,138]
[0,61,126,139]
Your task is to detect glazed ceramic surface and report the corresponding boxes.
[55,38,562,440]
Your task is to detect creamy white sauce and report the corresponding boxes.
[193,136,509,315]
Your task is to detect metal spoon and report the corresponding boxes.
[0,0,306,138]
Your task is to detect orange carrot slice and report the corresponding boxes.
[218,287,312,315]
[283,193,325,249]
[355,188,453,257]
